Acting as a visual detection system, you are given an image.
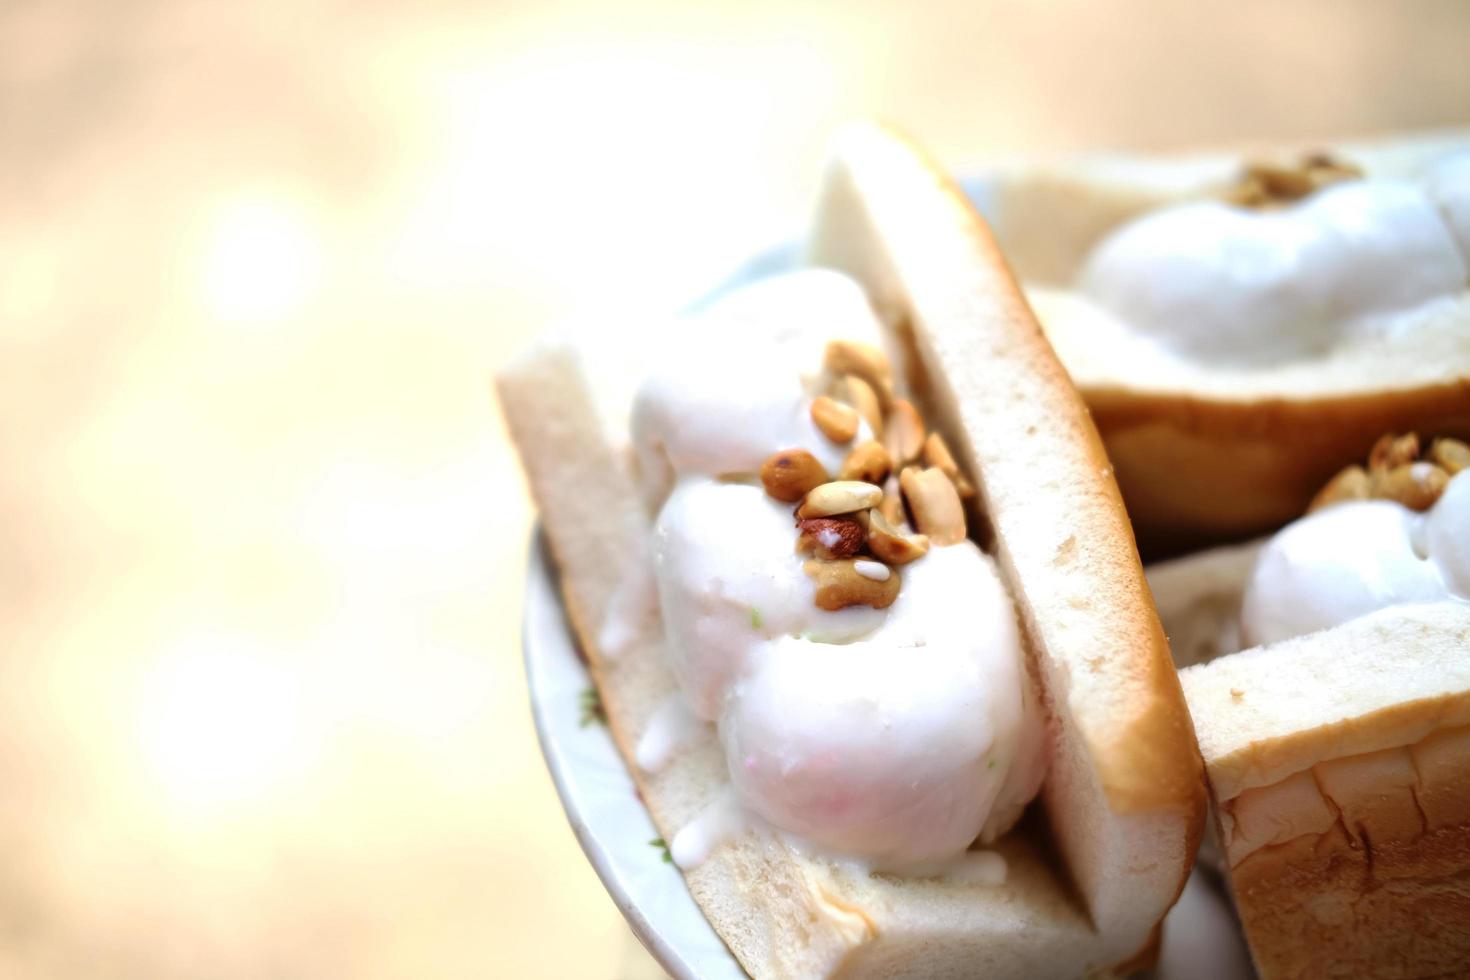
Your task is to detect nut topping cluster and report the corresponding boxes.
[757,339,977,611]
[1309,432,1468,514]
[1222,152,1363,209]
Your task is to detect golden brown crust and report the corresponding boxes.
[1233,820,1470,979]
[1231,809,1470,978]
[1088,382,1470,552]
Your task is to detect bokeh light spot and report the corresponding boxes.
[199,193,323,323]
[137,638,307,811]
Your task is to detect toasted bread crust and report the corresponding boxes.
[811,123,1205,969]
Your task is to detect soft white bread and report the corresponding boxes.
[1182,604,1470,803]
[500,123,1204,978]
[810,124,1205,966]
[1152,542,1470,978]
[965,131,1470,550]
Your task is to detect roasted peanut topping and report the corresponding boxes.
[1223,153,1363,209]
[884,398,926,466]
[839,440,893,484]
[866,510,930,565]
[803,558,900,611]
[1430,437,1470,476]
[755,339,985,610]
[1309,431,1457,513]
[1308,465,1370,512]
[1373,463,1450,511]
[922,432,975,498]
[1368,432,1420,470]
[878,474,905,525]
[900,466,967,545]
[811,396,860,443]
[796,480,884,519]
[796,517,866,560]
[824,340,894,410]
[841,375,885,438]
[761,449,830,503]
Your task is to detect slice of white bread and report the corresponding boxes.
[963,131,1470,550]
[1151,545,1470,977]
[499,123,1204,978]
[809,124,1205,965]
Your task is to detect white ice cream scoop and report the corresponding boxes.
[720,543,1044,871]
[1082,180,1467,365]
[653,478,883,720]
[632,268,1047,873]
[1241,471,1470,647]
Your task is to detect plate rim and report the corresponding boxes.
[522,532,745,980]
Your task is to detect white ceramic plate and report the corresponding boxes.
[523,536,1255,979]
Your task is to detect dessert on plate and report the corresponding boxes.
[969,132,1470,550]
[500,124,1205,979]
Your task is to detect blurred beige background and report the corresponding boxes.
[1,1,1467,977]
